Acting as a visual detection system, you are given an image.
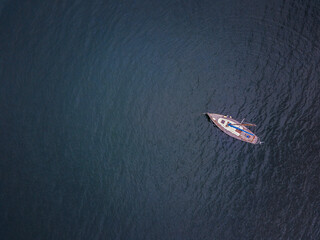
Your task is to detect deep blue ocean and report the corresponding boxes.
[1,0,320,239]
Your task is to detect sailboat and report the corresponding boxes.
[205,113,261,144]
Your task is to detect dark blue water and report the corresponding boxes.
[1,0,320,239]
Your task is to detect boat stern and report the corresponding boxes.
[252,136,260,144]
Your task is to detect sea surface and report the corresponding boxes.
[1,0,320,239]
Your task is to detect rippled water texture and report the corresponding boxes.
[1,0,320,239]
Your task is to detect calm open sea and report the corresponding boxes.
[1,0,320,239]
